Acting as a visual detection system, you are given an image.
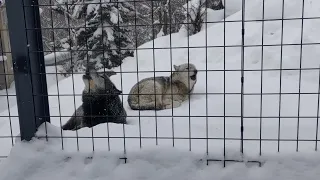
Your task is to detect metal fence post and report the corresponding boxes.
[6,0,50,141]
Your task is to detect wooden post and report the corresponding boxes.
[0,3,13,90]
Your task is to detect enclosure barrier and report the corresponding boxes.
[0,0,319,167]
[6,0,50,141]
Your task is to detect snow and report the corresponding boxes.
[86,1,99,16]
[183,0,205,10]
[0,66,66,143]
[0,56,6,62]
[39,8,43,15]
[183,0,206,23]
[44,51,72,66]
[157,28,164,38]
[110,8,120,24]
[105,26,114,41]
[1,0,320,178]
[93,27,103,38]
[203,8,225,24]
[1,124,320,180]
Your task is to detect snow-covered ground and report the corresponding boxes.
[1,0,320,178]
[1,124,320,180]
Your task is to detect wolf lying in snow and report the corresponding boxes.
[62,69,127,131]
[127,63,198,110]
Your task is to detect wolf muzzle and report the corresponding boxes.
[190,69,197,80]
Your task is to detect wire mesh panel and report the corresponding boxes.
[0,2,18,160]
[1,0,320,167]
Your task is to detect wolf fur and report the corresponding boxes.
[62,70,127,131]
[127,63,198,110]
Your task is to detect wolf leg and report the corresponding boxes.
[163,100,181,109]
[132,94,163,110]
[73,121,87,130]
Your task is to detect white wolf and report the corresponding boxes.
[127,63,198,110]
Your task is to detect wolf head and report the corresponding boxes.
[171,63,198,91]
[173,63,198,80]
[82,70,122,95]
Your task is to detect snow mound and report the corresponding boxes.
[1,124,320,180]
[44,51,72,66]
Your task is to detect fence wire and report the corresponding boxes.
[0,0,320,167]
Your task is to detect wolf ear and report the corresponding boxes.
[173,65,179,71]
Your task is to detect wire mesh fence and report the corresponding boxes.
[0,0,320,167]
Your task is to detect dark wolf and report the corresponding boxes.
[62,70,127,131]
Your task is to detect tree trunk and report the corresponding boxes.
[159,2,169,35]
[163,9,168,35]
